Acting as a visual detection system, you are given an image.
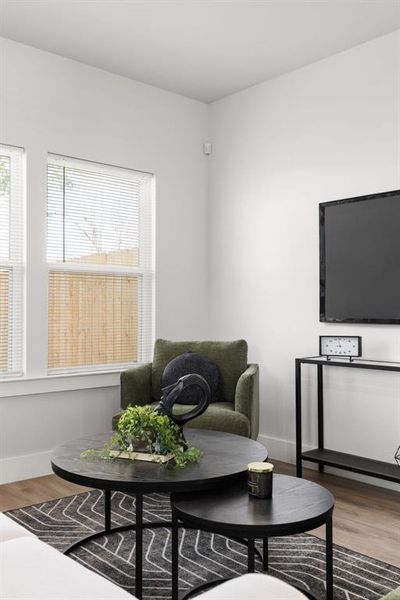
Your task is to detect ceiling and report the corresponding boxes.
[1,0,399,103]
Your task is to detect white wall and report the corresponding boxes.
[2,31,400,487]
[0,38,209,483]
[209,31,400,484]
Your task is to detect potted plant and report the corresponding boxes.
[82,405,202,468]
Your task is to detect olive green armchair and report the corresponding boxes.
[113,338,259,439]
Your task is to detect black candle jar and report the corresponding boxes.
[247,462,274,498]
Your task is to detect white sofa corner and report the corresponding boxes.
[0,513,135,600]
[1,512,307,600]
[0,512,37,543]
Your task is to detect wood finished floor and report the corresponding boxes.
[0,461,399,568]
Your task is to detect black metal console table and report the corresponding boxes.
[295,356,400,484]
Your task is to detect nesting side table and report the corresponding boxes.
[171,474,334,600]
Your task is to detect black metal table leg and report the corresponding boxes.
[295,359,302,478]
[247,538,255,573]
[104,489,111,532]
[135,493,143,600]
[172,509,179,600]
[326,513,333,600]
[229,536,263,562]
[262,537,268,571]
[317,364,325,473]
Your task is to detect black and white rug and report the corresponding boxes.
[6,490,400,600]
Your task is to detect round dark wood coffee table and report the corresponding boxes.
[171,474,334,600]
[51,429,267,600]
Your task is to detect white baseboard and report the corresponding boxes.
[0,450,53,484]
[257,433,304,464]
[257,433,400,492]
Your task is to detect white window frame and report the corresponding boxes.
[0,150,154,396]
[47,154,155,375]
[0,144,25,380]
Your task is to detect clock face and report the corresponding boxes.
[320,336,361,357]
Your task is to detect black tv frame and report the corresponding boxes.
[319,189,400,324]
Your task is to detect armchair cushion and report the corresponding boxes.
[152,339,248,402]
[113,402,250,437]
[154,401,250,437]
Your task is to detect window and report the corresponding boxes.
[0,145,24,378]
[47,155,154,374]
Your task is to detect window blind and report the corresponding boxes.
[47,154,154,374]
[0,145,24,378]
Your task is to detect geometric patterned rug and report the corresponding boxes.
[6,490,400,600]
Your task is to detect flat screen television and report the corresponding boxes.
[320,189,400,324]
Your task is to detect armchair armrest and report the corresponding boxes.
[235,364,259,440]
[120,362,152,410]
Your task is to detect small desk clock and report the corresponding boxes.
[319,336,362,360]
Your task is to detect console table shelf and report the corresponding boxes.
[302,449,400,484]
[296,356,400,484]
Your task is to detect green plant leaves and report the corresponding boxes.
[81,405,202,468]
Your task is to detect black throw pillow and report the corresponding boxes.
[161,352,220,405]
